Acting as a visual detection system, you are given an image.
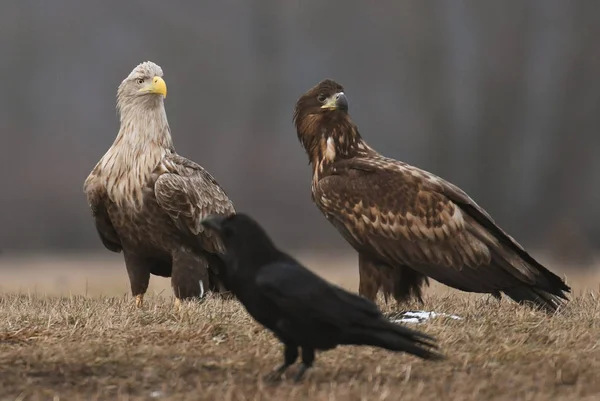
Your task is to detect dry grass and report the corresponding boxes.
[1,253,600,400]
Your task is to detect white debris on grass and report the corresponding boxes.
[212,334,227,344]
[149,390,163,398]
[389,311,463,324]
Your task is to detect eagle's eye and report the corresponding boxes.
[135,78,144,85]
[317,93,327,103]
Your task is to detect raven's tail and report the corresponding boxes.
[342,318,444,361]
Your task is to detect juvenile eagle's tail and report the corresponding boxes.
[502,286,568,314]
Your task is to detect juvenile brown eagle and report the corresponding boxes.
[293,79,570,313]
[84,61,234,307]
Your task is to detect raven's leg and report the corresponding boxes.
[293,347,315,382]
[264,342,298,382]
[124,252,150,308]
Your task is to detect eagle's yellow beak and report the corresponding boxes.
[321,96,337,110]
[139,76,167,98]
[321,92,348,111]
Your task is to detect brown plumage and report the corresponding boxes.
[293,79,571,313]
[84,61,234,307]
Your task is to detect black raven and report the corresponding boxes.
[201,213,443,382]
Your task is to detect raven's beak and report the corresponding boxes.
[321,92,348,112]
[201,215,227,233]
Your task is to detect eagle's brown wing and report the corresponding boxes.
[154,154,235,254]
[315,157,569,305]
[83,180,122,253]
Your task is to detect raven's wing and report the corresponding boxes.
[255,260,438,351]
[255,260,382,326]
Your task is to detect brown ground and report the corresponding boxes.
[1,252,600,401]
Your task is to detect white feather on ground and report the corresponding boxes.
[387,311,463,324]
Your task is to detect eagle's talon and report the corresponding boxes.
[135,294,144,308]
[174,298,182,310]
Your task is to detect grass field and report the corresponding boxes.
[1,253,600,400]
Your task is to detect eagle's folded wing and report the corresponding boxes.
[84,180,122,253]
[154,154,235,254]
[315,157,553,292]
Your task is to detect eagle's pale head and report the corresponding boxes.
[96,61,173,210]
[117,61,167,114]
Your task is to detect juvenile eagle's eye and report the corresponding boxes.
[317,93,327,103]
[135,78,144,85]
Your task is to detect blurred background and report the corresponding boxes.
[1,1,599,293]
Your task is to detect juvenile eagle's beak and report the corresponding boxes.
[321,92,348,111]
[139,76,167,98]
[201,215,227,233]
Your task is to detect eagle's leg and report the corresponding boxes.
[358,253,382,301]
[171,248,209,302]
[359,255,430,308]
[264,342,298,383]
[205,256,234,299]
[293,347,315,383]
[174,297,182,310]
[123,252,150,308]
[392,266,429,305]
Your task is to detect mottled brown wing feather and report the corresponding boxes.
[154,154,235,254]
[315,157,542,291]
[84,182,122,253]
[434,176,550,273]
